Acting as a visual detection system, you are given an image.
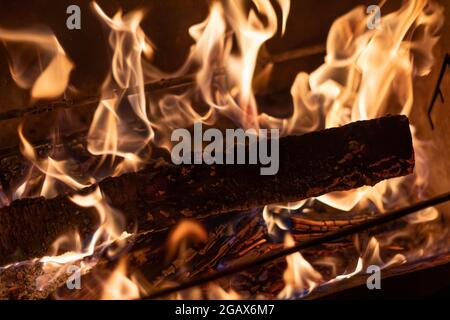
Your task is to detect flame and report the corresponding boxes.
[263,201,305,236]
[1,2,162,299]
[88,3,154,173]
[207,284,241,300]
[407,206,439,224]
[277,0,291,35]
[264,0,444,246]
[278,234,323,299]
[0,26,73,100]
[84,0,292,165]
[334,258,364,281]
[166,219,208,262]
[7,4,154,294]
[225,0,280,128]
[321,236,405,288]
[17,125,93,199]
[2,0,445,300]
[41,189,129,259]
[150,0,291,150]
[68,187,128,258]
[361,237,406,269]
[101,258,141,300]
[299,0,439,200]
[34,187,131,295]
[271,1,443,290]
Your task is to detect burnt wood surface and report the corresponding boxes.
[0,115,414,266]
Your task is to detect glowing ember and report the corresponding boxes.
[0,26,74,100]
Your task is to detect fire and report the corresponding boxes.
[278,234,322,299]
[160,220,210,300]
[1,3,152,296]
[33,187,131,295]
[37,186,129,265]
[0,26,73,100]
[225,0,285,128]
[263,201,305,236]
[68,187,129,258]
[264,0,444,294]
[166,219,208,263]
[263,0,444,297]
[328,236,406,283]
[88,3,154,175]
[361,237,406,269]
[285,0,442,203]
[16,125,93,199]
[207,285,241,300]
[334,258,364,282]
[101,258,141,300]
[277,235,407,299]
[0,0,445,300]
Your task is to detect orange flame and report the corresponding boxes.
[278,234,323,299]
[166,219,208,263]
[101,258,141,300]
[16,125,93,199]
[88,3,154,174]
[2,0,445,300]
[264,0,444,237]
[0,26,73,100]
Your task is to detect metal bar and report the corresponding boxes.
[142,191,450,299]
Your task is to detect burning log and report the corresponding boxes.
[0,115,414,266]
[142,191,450,299]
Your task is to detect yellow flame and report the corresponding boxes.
[33,186,132,296]
[207,284,241,300]
[101,258,141,300]
[88,3,154,173]
[278,234,322,299]
[149,0,292,148]
[277,0,291,35]
[17,125,93,199]
[361,237,406,269]
[325,237,405,286]
[0,26,73,100]
[39,187,129,265]
[5,0,445,300]
[166,219,208,262]
[263,201,305,236]
[265,0,443,235]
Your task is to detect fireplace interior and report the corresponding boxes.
[0,0,450,300]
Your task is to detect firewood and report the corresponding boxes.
[0,115,414,266]
[0,210,256,299]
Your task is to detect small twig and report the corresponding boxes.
[142,191,450,299]
[428,53,450,129]
[238,239,267,257]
